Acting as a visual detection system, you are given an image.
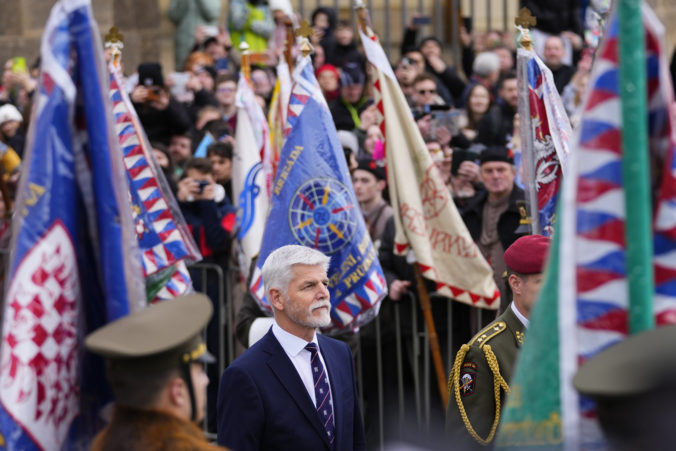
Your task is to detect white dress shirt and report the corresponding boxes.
[511,301,529,329]
[272,322,333,406]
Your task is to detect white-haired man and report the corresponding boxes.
[217,245,366,451]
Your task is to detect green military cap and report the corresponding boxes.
[85,293,215,373]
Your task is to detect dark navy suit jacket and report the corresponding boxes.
[217,328,366,451]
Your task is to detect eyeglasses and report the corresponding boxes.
[218,86,235,93]
[418,89,436,95]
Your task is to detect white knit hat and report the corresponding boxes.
[0,104,22,125]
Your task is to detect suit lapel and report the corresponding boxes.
[262,330,331,448]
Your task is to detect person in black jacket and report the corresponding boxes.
[475,71,517,147]
[329,62,372,131]
[462,147,525,312]
[132,62,192,145]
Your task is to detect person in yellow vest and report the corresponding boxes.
[445,234,550,449]
[228,0,275,54]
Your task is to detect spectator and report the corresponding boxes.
[492,44,515,75]
[324,20,364,69]
[215,74,238,132]
[0,103,25,158]
[176,157,236,430]
[475,71,518,147]
[316,64,340,102]
[462,147,525,310]
[168,132,193,178]
[132,62,192,145]
[412,73,446,110]
[206,141,233,202]
[250,67,275,106]
[418,36,466,105]
[543,35,576,94]
[352,159,392,246]
[394,55,422,105]
[168,0,221,71]
[361,124,384,161]
[151,142,178,194]
[228,0,275,54]
[310,6,337,49]
[329,62,371,131]
[462,83,493,142]
[459,51,500,107]
[202,35,233,75]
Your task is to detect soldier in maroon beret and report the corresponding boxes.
[446,234,550,449]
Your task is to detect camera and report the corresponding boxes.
[197,180,210,193]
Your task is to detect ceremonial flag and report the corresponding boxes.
[360,28,500,309]
[108,63,200,301]
[233,73,271,276]
[0,1,145,449]
[249,56,387,332]
[496,5,676,449]
[516,44,572,236]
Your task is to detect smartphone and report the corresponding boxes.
[197,180,210,193]
[169,72,191,98]
[201,25,219,37]
[145,87,163,102]
[413,16,431,26]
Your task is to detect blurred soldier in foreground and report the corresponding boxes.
[446,234,550,449]
[86,293,226,451]
[575,324,676,451]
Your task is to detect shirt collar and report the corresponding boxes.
[511,301,529,329]
[272,321,318,356]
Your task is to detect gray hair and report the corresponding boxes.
[473,51,500,77]
[261,245,331,298]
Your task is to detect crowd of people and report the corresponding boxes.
[3,0,676,449]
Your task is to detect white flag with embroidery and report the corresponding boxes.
[360,29,500,309]
[233,74,270,275]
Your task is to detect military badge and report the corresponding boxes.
[459,371,476,397]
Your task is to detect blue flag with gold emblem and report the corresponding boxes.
[0,1,145,449]
[249,56,387,332]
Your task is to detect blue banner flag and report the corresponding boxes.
[249,57,387,332]
[0,1,145,449]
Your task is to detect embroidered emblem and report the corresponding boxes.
[459,371,476,397]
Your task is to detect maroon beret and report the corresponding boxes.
[504,234,550,274]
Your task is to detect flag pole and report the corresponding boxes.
[284,18,295,71]
[355,0,449,408]
[515,8,538,235]
[618,0,654,333]
[240,41,251,83]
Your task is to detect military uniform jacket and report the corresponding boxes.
[445,305,525,449]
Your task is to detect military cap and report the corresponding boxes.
[355,158,386,181]
[479,146,514,165]
[504,234,550,274]
[574,325,676,397]
[85,293,215,372]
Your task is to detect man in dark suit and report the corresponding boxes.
[217,245,366,451]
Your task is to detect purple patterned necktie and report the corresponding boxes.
[305,342,335,446]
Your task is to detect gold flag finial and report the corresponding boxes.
[105,27,124,67]
[514,7,536,29]
[295,20,314,58]
[515,8,536,50]
[296,19,313,39]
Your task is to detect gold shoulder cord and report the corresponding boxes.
[448,326,510,446]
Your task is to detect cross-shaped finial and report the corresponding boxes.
[296,19,313,39]
[105,26,124,46]
[514,7,536,29]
